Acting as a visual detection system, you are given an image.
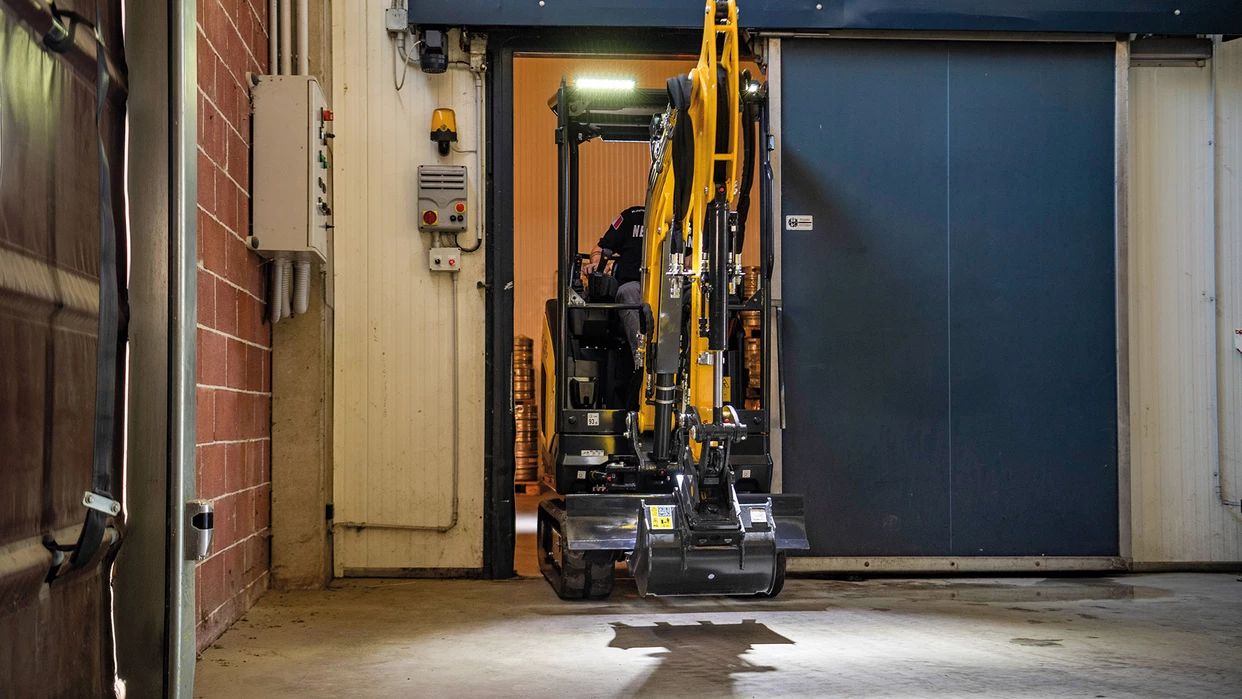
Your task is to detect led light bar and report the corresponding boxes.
[576,77,636,90]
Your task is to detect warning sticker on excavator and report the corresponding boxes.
[648,505,674,530]
[749,507,768,524]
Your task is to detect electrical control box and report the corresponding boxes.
[417,165,468,234]
[429,246,461,273]
[251,75,332,262]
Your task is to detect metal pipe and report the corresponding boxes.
[268,0,278,73]
[459,65,485,253]
[268,260,283,324]
[279,0,292,74]
[297,0,309,75]
[168,0,198,693]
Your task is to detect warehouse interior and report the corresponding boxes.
[2,0,1242,697]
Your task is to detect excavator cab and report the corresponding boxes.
[536,0,808,600]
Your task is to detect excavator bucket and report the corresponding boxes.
[561,493,808,597]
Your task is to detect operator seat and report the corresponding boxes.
[549,263,636,411]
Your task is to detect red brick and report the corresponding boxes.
[253,483,271,532]
[201,100,226,169]
[202,0,230,52]
[212,492,237,549]
[196,387,214,444]
[252,0,267,34]
[198,329,227,387]
[244,533,266,584]
[215,31,237,106]
[197,29,214,103]
[252,393,270,437]
[260,439,271,483]
[244,439,264,487]
[197,443,228,500]
[213,390,236,441]
[233,10,254,77]
[243,570,268,608]
[201,212,227,276]
[216,176,238,233]
[197,268,215,328]
[215,281,239,336]
[197,593,242,652]
[243,345,264,392]
[227,128,249,193]
[239,392,258,440]
[222,18,251,86]
[221,440,244,491]
[248,253,265,299]
[196,150,214,216]
[260,345,270,390]
[236,487,256,538]
[225,234,258,295]
[216,70,237,127]
[223,541,246,597]
[196,554,226,620]
[196,207,207,263]
[225,337,247,390]
[238,291,268,347]
[236,189,251,238]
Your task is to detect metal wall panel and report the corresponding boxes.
[1128,44,1242,563]
[780,39,1118,557]
[331,4,485,573]
[946,43,1118,555]
[1217,36,1242,558]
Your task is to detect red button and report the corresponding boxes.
[448,259,456,266]
[422,210,438,225]
[455,202,465,213]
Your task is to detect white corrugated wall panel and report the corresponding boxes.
[331,3,485,573]
[1128,49,1242,563]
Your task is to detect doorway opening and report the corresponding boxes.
[506,53,763,578]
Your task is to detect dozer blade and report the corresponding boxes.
[561,492,809,597]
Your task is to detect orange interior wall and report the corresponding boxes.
[512,56,762,353]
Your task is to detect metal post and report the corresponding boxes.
[168,0,198,693]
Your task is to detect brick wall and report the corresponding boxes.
[195,0,272,651]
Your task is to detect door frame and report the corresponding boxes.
[483,28,710,578]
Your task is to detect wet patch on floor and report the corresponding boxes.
[1010,637,1064,647]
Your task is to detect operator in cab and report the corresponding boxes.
[582,205,645,369]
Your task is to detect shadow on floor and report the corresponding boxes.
[608,619,795,698]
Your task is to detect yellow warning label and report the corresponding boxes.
[722,376,732,402]
[648,505,674,530]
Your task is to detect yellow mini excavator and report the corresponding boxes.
[537,0,808,599]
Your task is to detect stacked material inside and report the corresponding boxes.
[741,267,763,410]
[514,336,539,483]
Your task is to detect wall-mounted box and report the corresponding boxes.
[417,165,468,234]
[252,75,332,262]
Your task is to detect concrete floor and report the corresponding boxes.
[195,570,1242,698]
